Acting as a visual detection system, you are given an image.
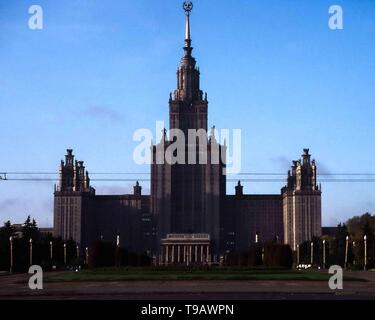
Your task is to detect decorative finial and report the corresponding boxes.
[210,125,216,140]
[183,1,193,16]
[162,128,167,140]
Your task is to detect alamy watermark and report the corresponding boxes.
[328,5,343,30]
[28,265,43,290]
[328,265,343,290]
[133,121,241,175]
[28,5,43,30]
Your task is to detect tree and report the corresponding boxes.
[329,223,349,267]
[0,221,17,270]
[22,215,40,241]
[0,221,16,239]
[347,212,375,240]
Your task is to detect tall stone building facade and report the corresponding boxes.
[282,149,322,250]
[54,149,151,253]
[53,3,322,260]
[151,9,226,256]
[53,149,95,247]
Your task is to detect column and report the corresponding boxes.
[171,245,175,264]
[166,245,169,265]
[183,245,186,263]
[178,245,181,263]
[206,245,209,263]
[195,245,198,263]
[200,244,203,263]
[189,245,192,264]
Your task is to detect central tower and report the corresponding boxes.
[151,2,226,259]
[169,2,208,134]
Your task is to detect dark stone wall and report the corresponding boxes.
[92,195,151,254]
[221,195,283,253]
[54,192,153,254]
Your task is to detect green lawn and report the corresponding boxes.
[44,267,365,282]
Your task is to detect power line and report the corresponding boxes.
[2,171,375,183]
[2,171,375,176]
[3,178,375,183]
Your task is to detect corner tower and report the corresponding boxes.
[282,149,322,250]
[53,149,95,248]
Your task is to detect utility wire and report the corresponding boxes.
[2,172,375,183]
[3,178,375,183]
[2,171,375,176]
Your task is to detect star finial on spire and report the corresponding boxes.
[183,1,193,16]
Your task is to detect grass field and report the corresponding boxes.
[44,267,366,282]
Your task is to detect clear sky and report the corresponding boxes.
[0,0,374,227]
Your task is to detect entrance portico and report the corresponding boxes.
[160,234,211,266]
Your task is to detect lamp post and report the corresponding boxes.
[63,243,67,265]
[364,235,367,271]
[85,247,89,265]
[296,244,300,267]
[29,238,33,266]
[116,235,120,247]
[345,235,349,269]
[353,241,356,265]
[261,247,265,263]
[9,236,13,273]
[323,239,326,269]
[76,245,79,259]
[310,241,314,266]
[50,241,53,261]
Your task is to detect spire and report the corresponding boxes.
[185,9,191,43]
[171,2,204,104]
[183,1,193,56]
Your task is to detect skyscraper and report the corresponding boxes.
[151,2,226,256]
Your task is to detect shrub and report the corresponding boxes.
[264,244,293,268]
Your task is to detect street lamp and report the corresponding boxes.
[322,239,326,269]
[116,235,120,247]
[76,245,79,258]
[364,235,367,271]
[63,243,67,265]
[85,247,89,265]
[353,241,356,265]
[296,244,300,267]
[9,236,13,273]
[50,241,53,260]
[310,241,314,266]
[345,235,349,269]
[29,238,33,266]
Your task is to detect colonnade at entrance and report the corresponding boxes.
[159,234,211,266]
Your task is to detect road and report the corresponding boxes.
[0,271,374,300]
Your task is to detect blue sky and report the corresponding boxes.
[0,0,374,227]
